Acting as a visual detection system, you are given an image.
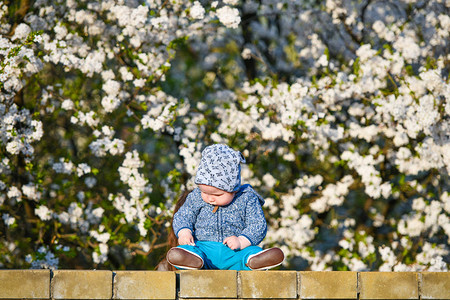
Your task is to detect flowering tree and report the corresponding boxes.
[1,0,448,271]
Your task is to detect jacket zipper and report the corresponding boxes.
[218,206,223,242]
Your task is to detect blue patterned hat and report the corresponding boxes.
[194,144,246,192]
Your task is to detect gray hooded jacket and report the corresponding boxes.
[173,184,267,246]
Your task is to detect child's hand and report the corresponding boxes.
[224,236,252,250]
[223,236,241,250]
[178,228,195,246]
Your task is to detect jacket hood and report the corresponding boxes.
[237,184,264,206]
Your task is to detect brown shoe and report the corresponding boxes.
[166,247,204,270]
[246,248,284,270]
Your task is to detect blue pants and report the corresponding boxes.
[177,241,263,270]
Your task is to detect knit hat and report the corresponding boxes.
[194,144,246,192]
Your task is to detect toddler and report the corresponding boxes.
[166,144,284,270]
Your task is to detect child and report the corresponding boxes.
[166,144,284,270]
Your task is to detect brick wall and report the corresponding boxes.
[0,270,448,299]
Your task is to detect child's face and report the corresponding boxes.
[198,184,235,206]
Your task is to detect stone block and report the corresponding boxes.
[0,269,50,299]
[299,271,357,299]
[179,270,237,298]
[360,272,418,299]
[239,271,297,299]
[421,272,450,299]
[113,270,176,299]
[52,270,112,299]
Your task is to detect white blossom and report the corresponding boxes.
[30,246,59,269]
[7,186,22,201]
[241,48,252,59]
[216,6,241,29]
[35,205,52,221]
[84,177,97,188]
[53,158,74,174]
[190,1,205,19]
[262,173,277,189]
[22,183,41,201]
[2,213,15,227]
[12,23,31,40]
[61,99,74,110]
[76,163,91,177]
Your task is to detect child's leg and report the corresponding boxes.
[177,242,227,269]
[171,242,247,270]
[168,244,206,270]
[198,242,263,270]
[228,246,263,270]
[192,241,225,269]
[177,244,205,259]
[245,247,285,270]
